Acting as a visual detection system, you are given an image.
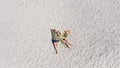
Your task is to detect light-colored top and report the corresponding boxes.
[51,29,59,40]
[63,33,68,38]
[59,33,69,47]
[59,33,68,40]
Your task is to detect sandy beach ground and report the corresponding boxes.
[0,0,120,68]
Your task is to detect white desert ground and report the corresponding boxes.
[0,0,120,68]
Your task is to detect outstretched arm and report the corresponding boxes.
[51,29,57,37]
[51,29,55,33]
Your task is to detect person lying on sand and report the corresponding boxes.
[58,30,72,48]
[51,29,60,54]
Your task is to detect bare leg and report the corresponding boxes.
[65,43,71,48]
[64,39,72,46]
[62,40,71,48]
[53,42,59,54]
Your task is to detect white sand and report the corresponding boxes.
[0,0,120,68]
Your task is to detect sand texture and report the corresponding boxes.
[0,0,120,68]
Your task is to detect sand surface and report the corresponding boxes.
[0,0,120,68]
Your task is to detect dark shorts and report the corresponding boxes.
[52,39,59,44]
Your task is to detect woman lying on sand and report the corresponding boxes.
[58,30,72,48]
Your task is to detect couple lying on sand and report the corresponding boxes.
[51,29,72,54]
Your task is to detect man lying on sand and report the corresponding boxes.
[51,29,60,54]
